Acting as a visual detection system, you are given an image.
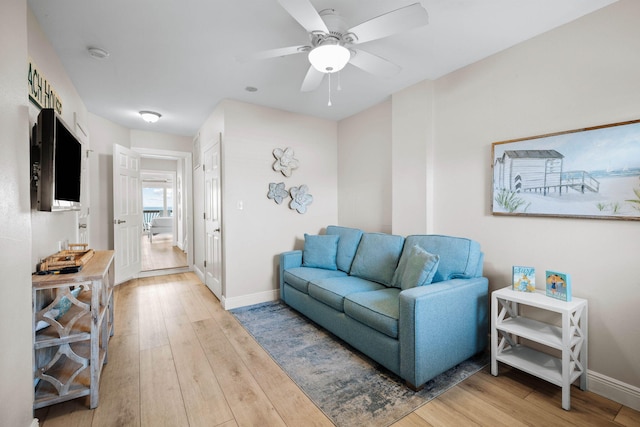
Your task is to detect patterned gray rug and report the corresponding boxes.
[231,301,488,427]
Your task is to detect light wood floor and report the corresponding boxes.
[35,273,640,427]
[141,233,187,271]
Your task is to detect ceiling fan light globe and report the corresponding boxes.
[308,44,350,73]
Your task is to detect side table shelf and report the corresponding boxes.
[490,287,588,410]
[32,250,115,410]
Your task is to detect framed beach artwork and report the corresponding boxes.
[491,119,640,221]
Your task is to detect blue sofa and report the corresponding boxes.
[279,225,488,389]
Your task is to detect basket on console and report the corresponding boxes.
[40,243,95,272]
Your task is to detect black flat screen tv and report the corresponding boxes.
[33,108,82,211]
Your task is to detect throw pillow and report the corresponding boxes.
[349,233,405,286]
[302,234,339,270]
[326,225,364,273]
[35,286,83,331]
[393,245,440,290]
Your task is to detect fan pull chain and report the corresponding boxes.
[327,73,332,107]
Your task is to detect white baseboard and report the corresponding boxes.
[222,289,279,310]
[588,370,640,411]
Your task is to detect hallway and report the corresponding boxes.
[141,234,187,271]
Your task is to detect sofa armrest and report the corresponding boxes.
[279,250,303,299]
[398,277,489,388]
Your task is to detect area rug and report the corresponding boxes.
[231,301,488,427]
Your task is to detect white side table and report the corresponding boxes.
[491,287,588,410]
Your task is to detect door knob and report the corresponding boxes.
[113,219,126,224]
[78,224,87,229]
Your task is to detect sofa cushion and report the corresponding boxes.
[344,288,400,338]
[349,233,405,286]
[403,235,482,283]
[392,245,440,290]
[302,234,339,270]
[326,225,364,273]
[308,276,385,312]
[284,267,347,294]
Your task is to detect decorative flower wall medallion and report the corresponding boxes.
[289,185,313,214]
[267,182,289,204]
[272,147,299,177]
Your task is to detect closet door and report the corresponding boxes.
[204,139,222,299]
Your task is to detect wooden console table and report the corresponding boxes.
[32,250,115,409]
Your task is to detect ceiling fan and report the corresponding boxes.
[243,0,429,93]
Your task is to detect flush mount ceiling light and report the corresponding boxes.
[87,47,110,60]
[139,111,161,123]
[308,42,350,73]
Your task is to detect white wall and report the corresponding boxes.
[337,100,392,233]
[392,81,435,236]
[433,0,640,395]
[86,113,130,250]
[141,158,177,172]
[197,100,338,307]
[131,129,193,153]
[337,0,640,407]
[84,117,194,252]
[0,2,34,425]
[28,7,90,267]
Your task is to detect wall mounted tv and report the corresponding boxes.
[32,108,82,212]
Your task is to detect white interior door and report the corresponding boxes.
[204,141,222,299]
[78,152,90,244]
[74,113,90,244]
[177,173,184,250]
[113,144,142,284]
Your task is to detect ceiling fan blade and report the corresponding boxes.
[347,3,428,45]
[300,66,325,92]
[277,0,329,33]
[349,49,401,78]
[237,45,308,62]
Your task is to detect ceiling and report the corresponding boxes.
[28,0,617,137]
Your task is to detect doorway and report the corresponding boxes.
[141,169,187,271]
[135,148,193,276]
